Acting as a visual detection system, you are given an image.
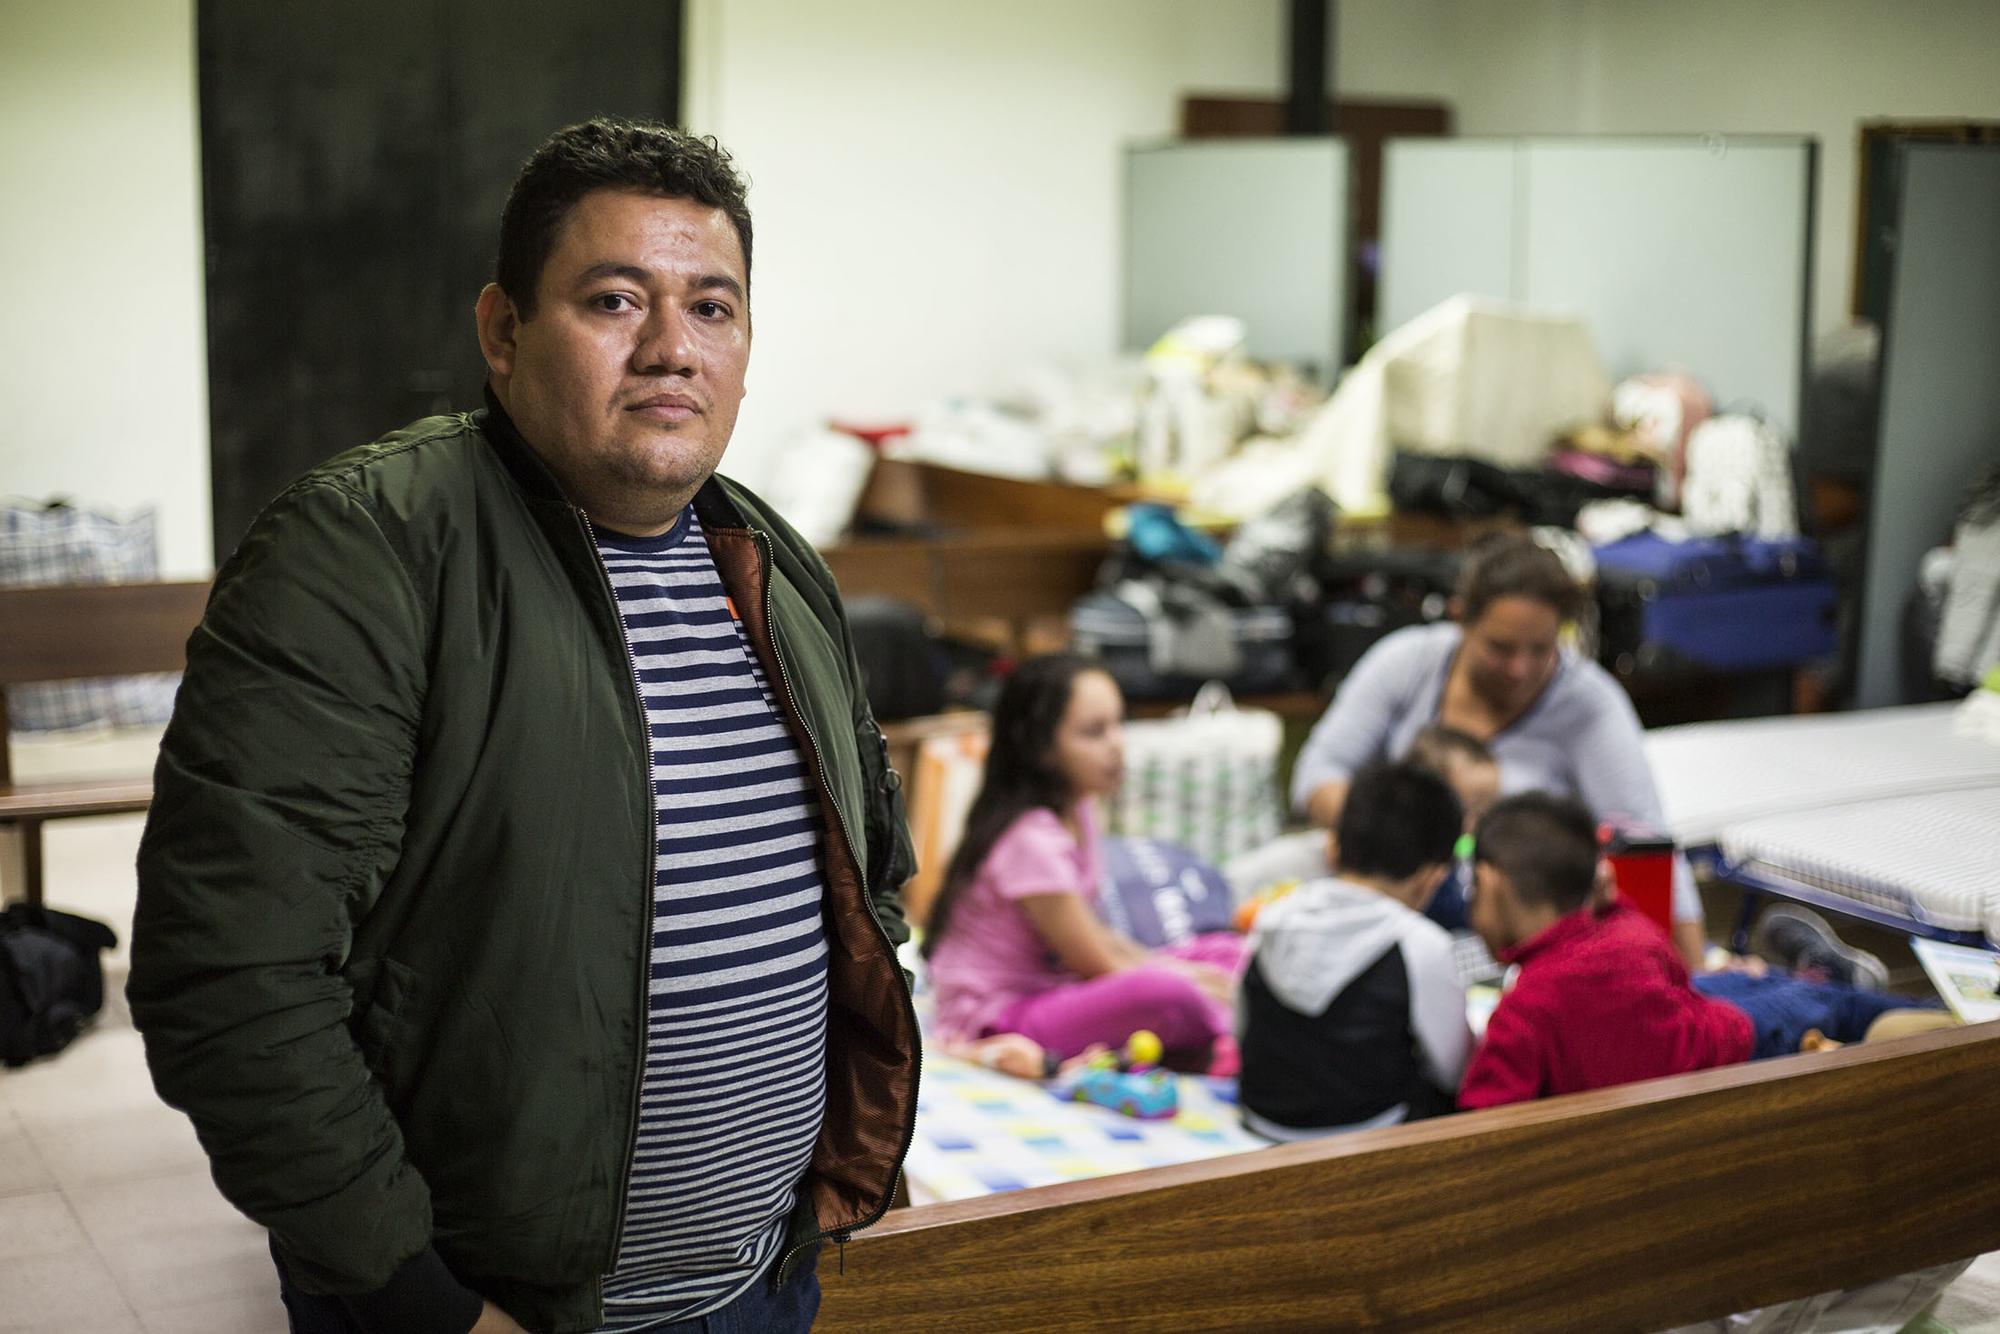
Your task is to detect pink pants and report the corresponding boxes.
[983,932,1246,1059]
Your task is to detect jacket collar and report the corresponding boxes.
[1497,903,1611,966]
[477,384,570,504]
[478,382,749,530]
[691,474,750,532]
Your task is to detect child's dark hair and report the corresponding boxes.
[1472,792,1599,913]
[1404,723,1494,777]
[1335,761,1463,881]
[922,654,1106,959]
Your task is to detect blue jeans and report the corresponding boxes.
[273,1241,821,1334]
[1692,970,1934,1059]
[633,1256,821,1334]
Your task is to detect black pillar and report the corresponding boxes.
[1286,0,1333,134]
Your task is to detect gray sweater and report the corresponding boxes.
[1290,622,1699,920]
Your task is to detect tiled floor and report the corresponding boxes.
[2,800,282,1333]
[4,732,1999,1332]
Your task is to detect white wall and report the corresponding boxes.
[11,1,1997,564]
[0,0,211,577]
[0,0,1283,565]
[1339,0,2000,339]
[683,0,1284,471]
[1340,0,1592,134]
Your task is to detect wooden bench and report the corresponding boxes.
[819,1021,2000,1331]
[0,581,209,906]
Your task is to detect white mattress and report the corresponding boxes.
[1644,704,2000,938]
[1644,704,2000,845]
[1716,788,2000,941]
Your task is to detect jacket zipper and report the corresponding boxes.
[750,530,924,1285]
[578,509,656,1275]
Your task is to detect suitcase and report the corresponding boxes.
[1294,549,1460,689]
[1069,589,1294,701]
[1593,532,1837,676]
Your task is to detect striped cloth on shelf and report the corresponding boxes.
[1,501,178,731]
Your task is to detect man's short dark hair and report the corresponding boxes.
[496,117,753,317]
[1473,792,1599,913]
[1335,761,1463,881]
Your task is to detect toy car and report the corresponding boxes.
[1060,1065,1179,1120]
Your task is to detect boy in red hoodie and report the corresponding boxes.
[1458,793,1932,1110]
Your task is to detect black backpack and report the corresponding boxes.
[0,903,118,1066]
[846,597,949,721]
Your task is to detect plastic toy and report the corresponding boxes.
[1064,1065,1179,1119]
[1123,1028,1163,1069]
[1232,878,1300,933]
[1049,1029,1179,1120]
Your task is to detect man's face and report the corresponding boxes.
[477,188,749,535]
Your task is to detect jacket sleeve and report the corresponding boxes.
[1457,993,1549,1110]
[834,596,917,950]
[129,479,477,1326]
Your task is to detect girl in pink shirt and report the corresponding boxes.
[924,655,1243,1063]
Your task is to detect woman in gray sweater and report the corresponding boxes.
[1291,533,1708,969]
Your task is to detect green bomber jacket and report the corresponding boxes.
[129,401,920,1333]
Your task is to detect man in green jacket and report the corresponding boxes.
[130,119,919,1334]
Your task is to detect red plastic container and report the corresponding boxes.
[1600,822,1676,937]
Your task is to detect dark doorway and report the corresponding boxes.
[1852,121,2000,327]
[196,0,682,561]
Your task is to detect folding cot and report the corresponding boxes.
[1643,702,2000,944]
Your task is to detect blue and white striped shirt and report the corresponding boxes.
[595,507,830,1330]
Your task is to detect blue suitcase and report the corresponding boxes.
[1593,532,1838,675]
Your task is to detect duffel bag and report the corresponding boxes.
[1070,584,1294,702]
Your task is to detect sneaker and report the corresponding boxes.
[1750,906,1890,992]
